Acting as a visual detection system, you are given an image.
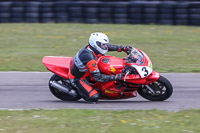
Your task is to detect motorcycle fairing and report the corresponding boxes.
[123,71,160,85]
[42,56,72,79]
[92,81,138,99]
[145,71,160,85]
[128,49,153,79]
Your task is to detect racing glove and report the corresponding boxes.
[110,73,124,81]
[92,72,124,82]
[118,46,132,55]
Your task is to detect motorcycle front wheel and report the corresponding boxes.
[49,74,81,101]
[138,76,173,101]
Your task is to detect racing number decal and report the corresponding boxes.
[142,67,148,77]
[134,66,152,78]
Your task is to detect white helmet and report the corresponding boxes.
[89,32,109,55]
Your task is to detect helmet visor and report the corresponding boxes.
[96,41,108,50]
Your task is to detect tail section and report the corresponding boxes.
[42,56,72,79]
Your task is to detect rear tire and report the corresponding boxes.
[49,74,81,101]
[138,76,173,101]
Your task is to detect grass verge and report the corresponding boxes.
[0,109,200,133]
[0,23,199,72]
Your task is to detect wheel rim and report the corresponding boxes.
[142,82,167,96]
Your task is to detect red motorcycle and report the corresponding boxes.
[42,47,173,102]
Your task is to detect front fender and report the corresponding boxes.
[145,71,160,84]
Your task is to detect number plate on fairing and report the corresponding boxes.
[132,65,152,78]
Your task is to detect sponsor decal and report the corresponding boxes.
[108,65,116,73]
[105,89,118,93]
[148,62,152,69]
[154,72,160,77]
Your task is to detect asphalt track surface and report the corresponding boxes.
[0,72,200,111]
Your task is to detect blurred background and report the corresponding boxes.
[0,0,200,72]
[0,0,200,25]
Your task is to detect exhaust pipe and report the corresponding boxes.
[50,81,77,97]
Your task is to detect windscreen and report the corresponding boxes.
[128,48,144,65]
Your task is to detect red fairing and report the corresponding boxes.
[93,81,137,99]
[97,56,125,75]
[42,56,72,79]
[124,75,147,84]
[145,71,160,84]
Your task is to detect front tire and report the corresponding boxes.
[49,74,81,101]
[138,76,173,101]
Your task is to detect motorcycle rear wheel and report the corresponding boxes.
[49,74,81,101]
[138,76,173,101]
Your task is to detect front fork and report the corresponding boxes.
[143,71,160,95]
[144,85,156,95]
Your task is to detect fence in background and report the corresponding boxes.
[0,1,200,25]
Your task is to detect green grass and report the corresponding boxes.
[0,109,200,133]
[0,23,200,72]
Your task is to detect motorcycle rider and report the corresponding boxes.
[68,32,132,103]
